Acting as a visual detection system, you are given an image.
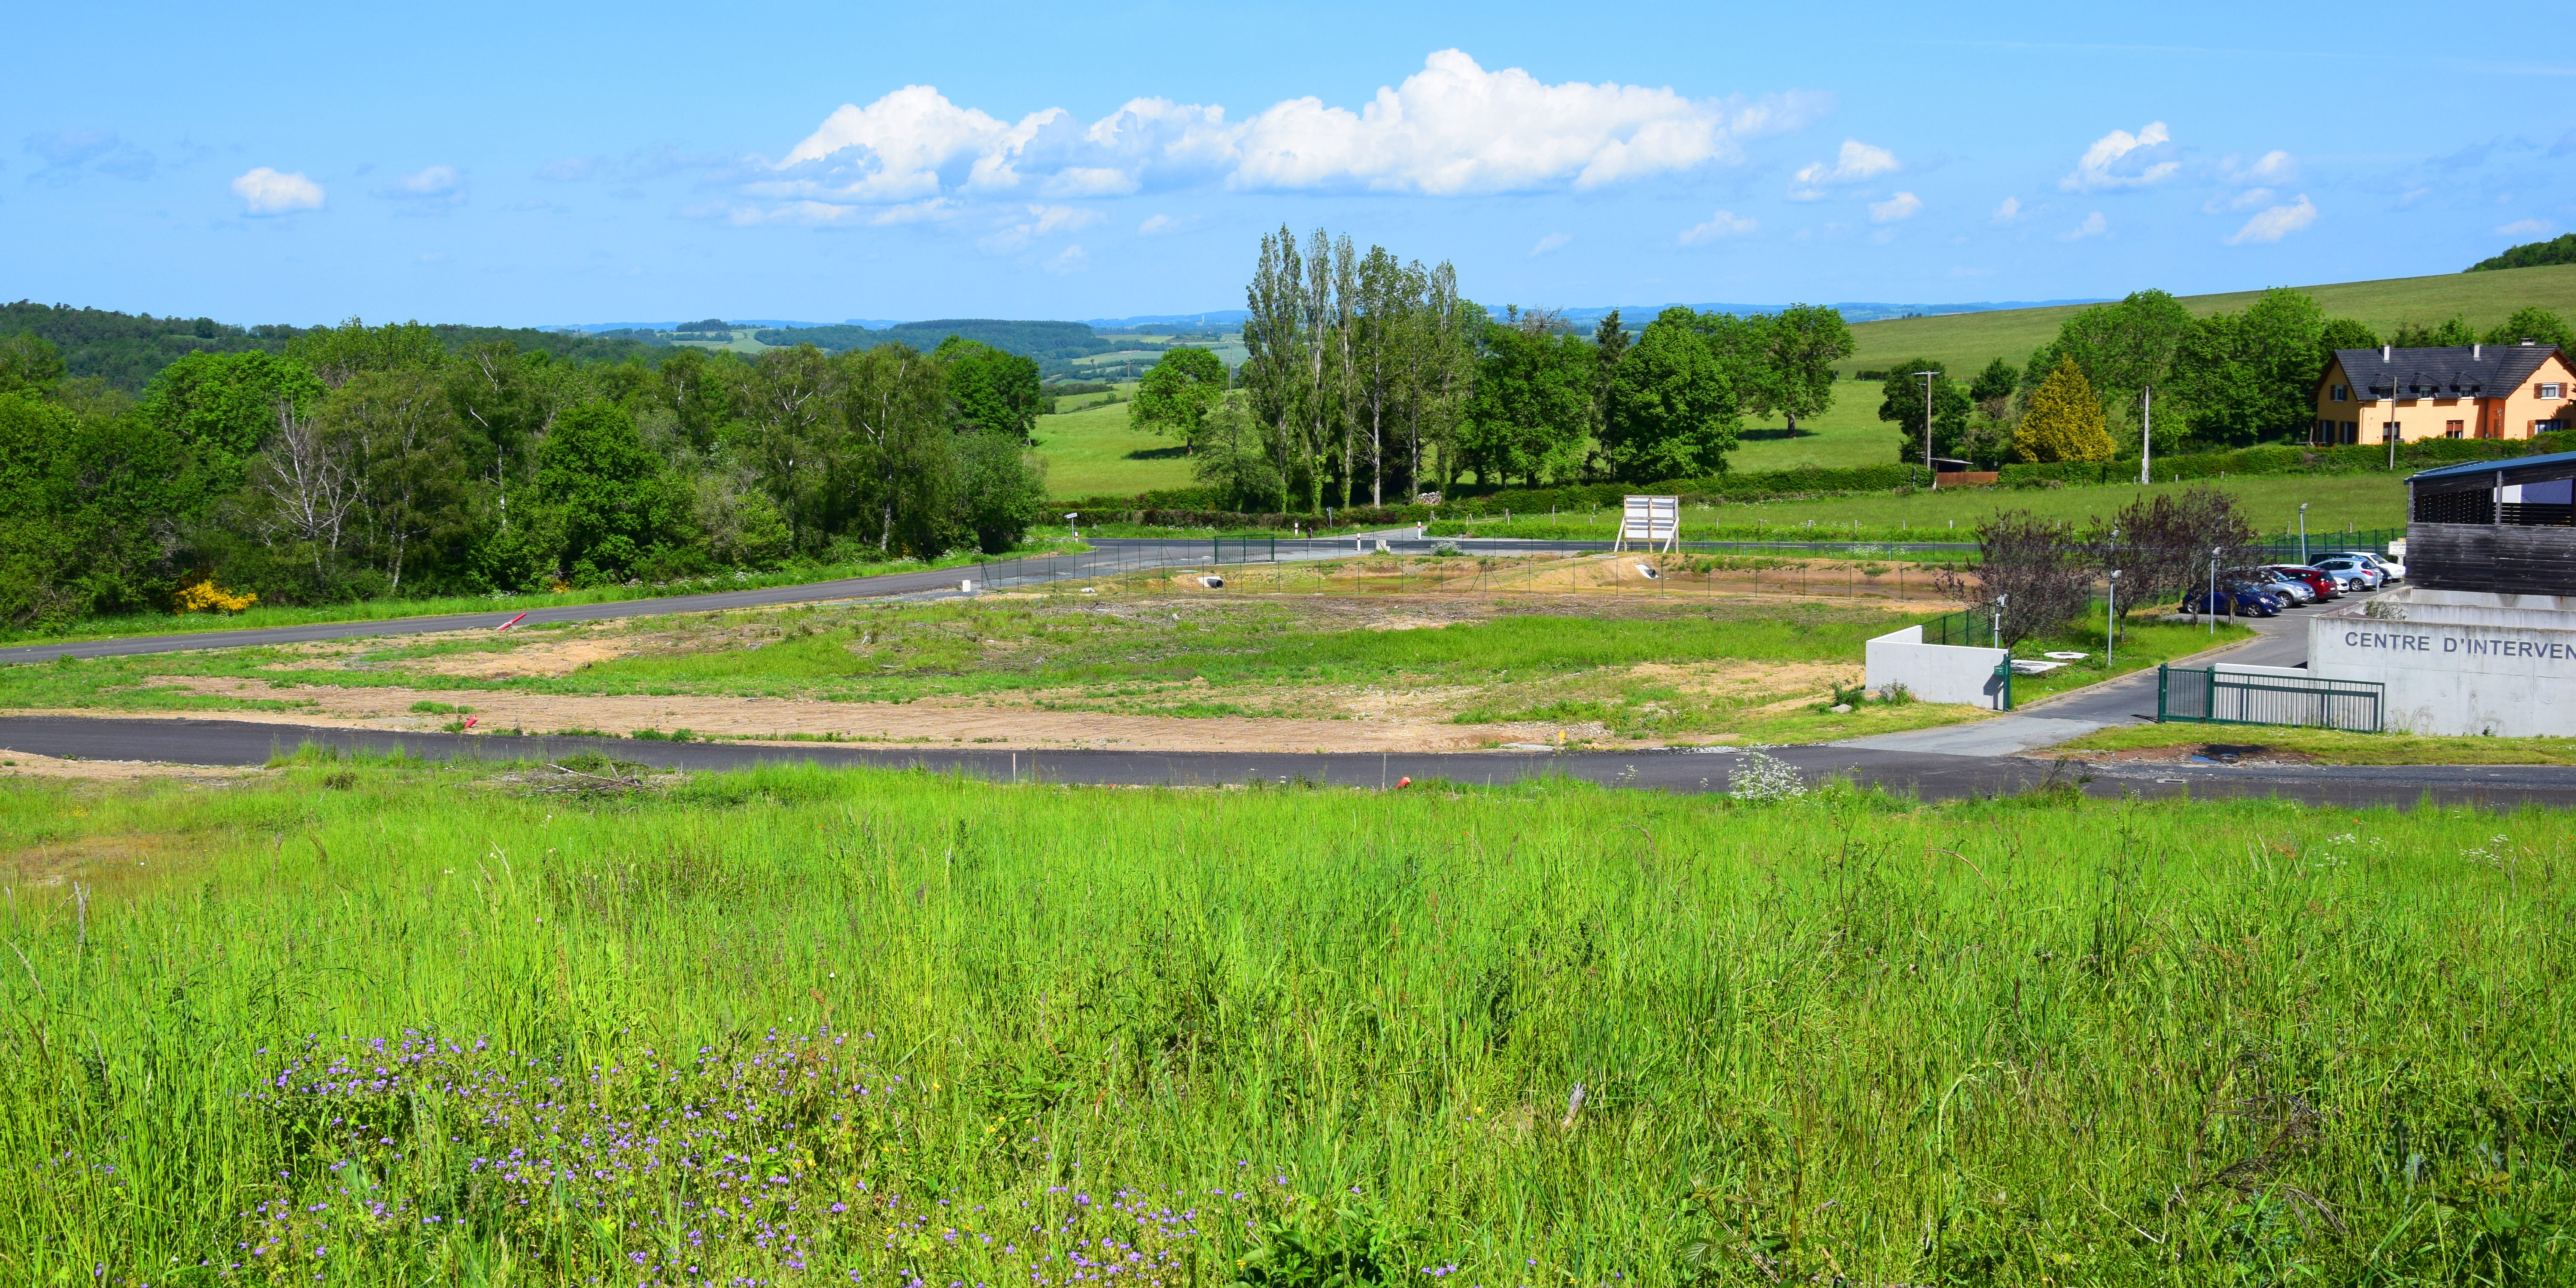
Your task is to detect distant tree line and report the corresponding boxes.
[1138,226,1856,511]
[2467,234,2576,273]
[0,322,1047,627]
[0,301,666,395]
[1878,290,2576,467]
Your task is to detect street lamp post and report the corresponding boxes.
[1914,371,1940,490]
[1066,512,1080,540]
[2298,502,2309,565]
[2209,546,2222,637]
[2107,569,2121,668]
[2140,385,2154,486]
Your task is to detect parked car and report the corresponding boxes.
[2185,584,2283,617]
[2251,569,2318,604]
[2333,550,2404,582]
[2263,565,2341,599]
[2231,567,2313,604]
[2311,556,2384,590]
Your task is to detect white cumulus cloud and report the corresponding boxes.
[2496,217,2552,237]
[980,204,1101,252]
[2062,122,2179,192]
[1043,244,1089,274]
[1868,191,1922,222]
[232,167,324,215]
[1530,232,1573,256]
[1789,139,1898,199]
[2222,150,2297,184]
[2060,211,2108,242]
[2204,186,2277,213]
[2225,195,2315,245]
[378,164,462,201]
[754,50,1826,222]
[1678,209,1756,244]
[1992,196,2021,224]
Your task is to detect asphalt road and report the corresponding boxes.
[0,533,1971,665]
[6,715,2571,810]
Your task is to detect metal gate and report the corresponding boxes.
[2156,665,2384,732]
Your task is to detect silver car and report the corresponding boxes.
[2332,550,2404,582]
[2310,557,2382,590]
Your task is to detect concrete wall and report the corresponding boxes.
[1865,625,2010,709]
[2308,594,2576,736]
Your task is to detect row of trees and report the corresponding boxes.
[1136,227,1859,511]
[1958,484,2258,645]
[0,323,1049,625]
[1880,292,2576,465]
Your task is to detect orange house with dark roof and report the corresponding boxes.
[2312,342,2574,446]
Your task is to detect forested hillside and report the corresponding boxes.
[754,319,1119,370]
[0,302,667,393]
[0,320,1048,629]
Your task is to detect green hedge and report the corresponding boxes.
[1996,434,2573,487]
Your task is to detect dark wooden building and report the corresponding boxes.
[2406,450,2576,594]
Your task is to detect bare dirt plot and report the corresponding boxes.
[0,750,265,783]
[99,675,1577,752]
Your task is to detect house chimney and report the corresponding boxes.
[2475,343,2482,359]
[2383,344,2392,361]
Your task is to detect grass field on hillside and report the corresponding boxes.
[4,763,2570,1284]
[1843,262,2576,378]
[1036,395,1198,496]
[1436,471,2408,541]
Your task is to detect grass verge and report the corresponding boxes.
[2,762,2570,1283]
[2054,721,2576,765]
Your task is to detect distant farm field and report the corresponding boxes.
[1841,261,2576,378]
[1034,391,1198,497]
[5,765,2570,1284]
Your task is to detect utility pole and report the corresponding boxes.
[1914,371,1940,489]
[2139,385,2154,486]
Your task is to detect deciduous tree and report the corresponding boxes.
[1600,307,1738,481]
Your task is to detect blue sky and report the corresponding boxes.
[8,1,2572,328]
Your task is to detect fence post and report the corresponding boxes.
[2156,664,2167,722]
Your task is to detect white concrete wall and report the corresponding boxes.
[2308,605,2576,736]
[1865,625,2011,709]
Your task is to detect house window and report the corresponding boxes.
[2539,420,2569,435]
[2331,383,2350,402]
[2446,420,2466,438]
[2344,421,2359,444]
[2543,383,2566,399]
[2383,421,2402,442]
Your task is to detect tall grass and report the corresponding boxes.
[1,763,2569,1284]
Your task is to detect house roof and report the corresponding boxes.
[2328,343,2566,399]
[2408,448,2576,492]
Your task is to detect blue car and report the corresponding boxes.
[2184,584,2282,617]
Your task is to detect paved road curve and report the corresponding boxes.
[6,716,2571,810]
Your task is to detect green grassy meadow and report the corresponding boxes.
[1842,262,2576,380]
[3,762,2570,1285]
[1433,472,2408,544]
[1036,390,1197,498]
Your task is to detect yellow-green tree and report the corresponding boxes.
[2013,355,2117,462]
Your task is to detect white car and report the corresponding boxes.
[2334,550,2404,581]
[2311,557,2383,590]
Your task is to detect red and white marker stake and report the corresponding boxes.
[496,611,529,631]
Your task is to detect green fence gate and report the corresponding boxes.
[2156,665,2384,732]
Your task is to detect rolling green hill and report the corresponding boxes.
[1841,262,2576,379]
